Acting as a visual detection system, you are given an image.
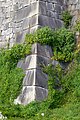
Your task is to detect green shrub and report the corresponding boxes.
[0,26,78,120]
[74,19,80,32]
[62,11,72,28]
[25,27,54,46]
[31,58,80,120]
[61,60,80,103]
[0,43,32,119]
[52,28,75,62]
[25,27,75,62]
[0,44,31,70]
[43,63,64,109]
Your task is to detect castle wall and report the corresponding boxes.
[0,0,65,48]
[0,0,80,105]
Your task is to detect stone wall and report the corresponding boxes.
[0,0,80,105]
[0,0,65,48]
[68,0,80,26]
[67,0,80,45]
[15,43,52,105]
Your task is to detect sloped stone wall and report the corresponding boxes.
[0,0,65,48]
[15,43,52,105]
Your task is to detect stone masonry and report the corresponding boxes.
[67,0,80,45]
[0,0,80,105]
[67,0,80,26]
[15,43,53,105]
[0,0,80,48]
[0,0,65,48]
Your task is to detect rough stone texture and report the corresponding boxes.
[67,0,80,45]
[0,0,79,105]
[16,43,52,105]
[0,0,65,48]
[67,0,80,26]
[15,86,48,105]
[76,32,80,46]
[0,0,79,47]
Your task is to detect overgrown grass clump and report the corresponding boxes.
[4,58,80,120]
[0,43,33,119]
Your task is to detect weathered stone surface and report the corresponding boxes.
[25,55,50,69]
[23,69,48,89]
[67,0,80,26]
[0,42,8,48]
[31,43,53,58]
[52,60,59,66]
[17,53,51,71]
[0,0,65,47]
[17,43,52,71]
[16,43,52,105]
[15,86,48,105]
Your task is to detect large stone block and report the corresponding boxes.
[35,86,48,101]
[31,43,53,58]
[15,86,48,105]
[29,15,38,27]
[39,1,47,15]
[0,0,65,47]
[17,43,53,71]
[14,2,38,22]
[23,69,48,88]
[17,54,51,70]
[38,15,63,28]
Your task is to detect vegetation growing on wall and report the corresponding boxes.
[74,19,80,32]
[0,26,79,120]
[1,52,80,120]
[52,28,75,62]
[25,27,75,62]
[25,27,54,45]
[62,10,72,28]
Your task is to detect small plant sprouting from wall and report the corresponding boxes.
[74,19,80,32]
[62,10,72,28]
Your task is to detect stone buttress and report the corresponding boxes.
[15,43,53,105]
